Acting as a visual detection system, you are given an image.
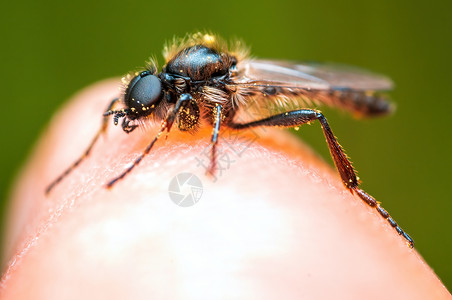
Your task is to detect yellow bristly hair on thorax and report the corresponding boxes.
[163,32,249,64]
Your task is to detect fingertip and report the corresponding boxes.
[2,79,450,299]
[3,78,121,262]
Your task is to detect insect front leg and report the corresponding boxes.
[228,109,414,247]
[121,118,138,133]
[105,93,193,188]
[45,98,120,195]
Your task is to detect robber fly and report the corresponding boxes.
[46,33,413,247]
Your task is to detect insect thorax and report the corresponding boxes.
[164,45,234,81]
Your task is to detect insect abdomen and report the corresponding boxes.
[328,89,394,117]
[252,86,394,117]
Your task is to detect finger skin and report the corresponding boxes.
[1,79,450,299]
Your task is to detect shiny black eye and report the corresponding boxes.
[124,71,162,116]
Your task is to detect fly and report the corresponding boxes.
[45,33,414,247]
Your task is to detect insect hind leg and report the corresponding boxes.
[228,109,414,248]
[45,98,120,195]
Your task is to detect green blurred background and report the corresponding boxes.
[1,0,451,290]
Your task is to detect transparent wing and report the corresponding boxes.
[230,59,394,117]
[234,59,394,91]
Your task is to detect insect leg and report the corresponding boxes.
[228,109,414,247]
[45,98,120,195]
[207,104,223,176]
[105,94,193,188]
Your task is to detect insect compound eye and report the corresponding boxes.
[124,71,162,116]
